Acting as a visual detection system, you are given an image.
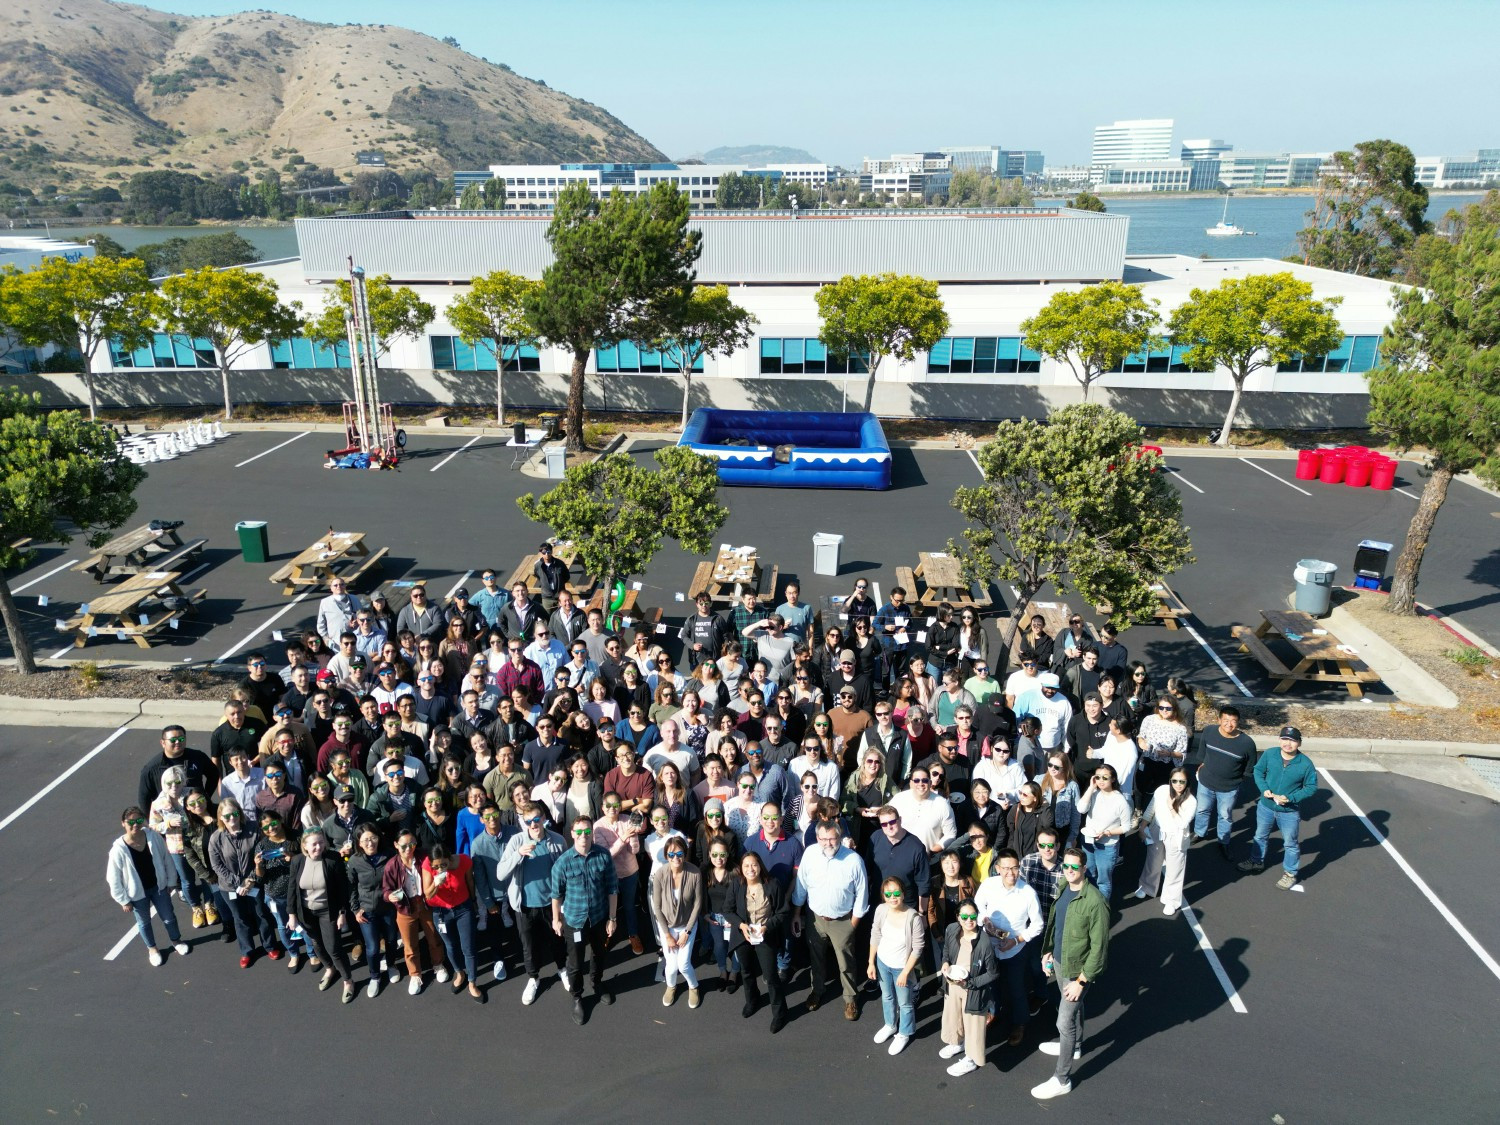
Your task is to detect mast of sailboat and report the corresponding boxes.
[1220,192,1231,225]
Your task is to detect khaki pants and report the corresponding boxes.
[941,981,988,1066]
[809,914,859,1003]
[396,902,446,978]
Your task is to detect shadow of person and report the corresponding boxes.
[1294,809,1389,882]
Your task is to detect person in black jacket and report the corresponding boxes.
[1066,694,1111,783]
[1017,615,1056,671]
[725,851,792,1033]
[532,543,571,612]
[679,595,730,674]
[346,824,399,998]
[138,725,219,812]
[926,604,961,674]
[938,901,999,1077]
[287,828,356,1002]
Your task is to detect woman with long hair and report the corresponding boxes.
[1035,752,1079,846]
[649,682,681,728]
[655,761,700,837]
[347,823,400,997]
[1132,767,1198,915]
[208,798,279,967]
[843,747,893,853]
[287,828,357,1003]
[1135,693,1190,814]
[938,895,998,1078]
[868,876,926,1056]
[1076,764,1132,904]
[726,850,790,1033]
[583,676,621,727]
[1006,781,1057,859]
[422,844,484,1002]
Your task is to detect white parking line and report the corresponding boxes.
[966,449,983,475]
[105,910,153,961]
[444,570,473,600]
[1396,488,1421,501]
[1238,458,1312,496]
[430,435,481,473]
[1180,902,1249,1013]
[1166,467,1204,494]
[213,591,311,664]
[12,557,78,593]
[1181,620,1255,698]
[0,724,131,832]
[234,432,308,468]
[49,643,75,660]
[1321,770,1500,982]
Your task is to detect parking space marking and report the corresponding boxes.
[214,591,312,664]
[966,449,983,475]
[1181,620,1255,698]
[444,570,473,600]
[48,643,75,660]
[0,724,131,832]
[1321,769,1500,982]
[105,909,155,961]
[12,557,78,593]
[1165,467,1204,494]
[1396,488,1421,501]
[1180,902,1248,1013]
[234,431,309,467]
[430,435,481,472]
[1238,458,1312,496]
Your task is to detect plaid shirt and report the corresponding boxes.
[731,602,763,664]
[550,844,619,928]
[1020,852,1064,917]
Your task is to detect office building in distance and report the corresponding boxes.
[454,161,833,210]
[1091,119,1174,169]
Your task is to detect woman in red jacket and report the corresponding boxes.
[379,830,449,996]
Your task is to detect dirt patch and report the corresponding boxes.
[0,664,240,703]
[1207,588,1500,743]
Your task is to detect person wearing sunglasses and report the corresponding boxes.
[868,877,925,1056]
[550,814,619,1025]
[974,847,1043,1047]
[1033,751,1079,847]
[938,895,998,1077]
[1135,692,1189,814]
[1033,845,1109,1101]
[650,837,704,1008]
[378,829,449,995]
[1076,766,1131,904]
[1132,768,1198,915]
[421,844,485,1002]
[209,798,279,967]
[723,773,762,846]
[139,724,220,813]
[286,829,357,1003]
[107,805,192,968]
[889,768,957,855]
[726,850,791,1031]
[843,749,894,852]
[498,800,572,1004]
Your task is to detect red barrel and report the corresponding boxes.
[1345,457,1373,487]
[1296,449,1323,480]
[1369,459,1397,491]
[1338,445,1369,457]
[1319,456,1346,484]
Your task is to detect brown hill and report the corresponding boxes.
[0,0,665,193]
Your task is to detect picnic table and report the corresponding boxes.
[505,542,594,599]
[63,568,206,648]
[74,522,205,583]
[907,551,992,609]
[1095,579,1191,631]
[269,531,388,596]
[585,586,663,632]
[1233,609,1381,699]
[1006,599,1075,669]
[507,428,546,470]
[688,545,763,606]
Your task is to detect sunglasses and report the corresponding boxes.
[1038,842,1057,849]
[604,802,621,809]
[265,771,285,779]
[165,736,185,744]
[1171,779,1188,786]
[575,829,594,837]
[1062,862,1083,871]
[523,816,543,826]
[124,817,146,826]
[911,778,930,785]
[710,852,728,859]
[957,912,978,921]
[761,816,780,823]
[665,850,685,858]
[882,890,904,899]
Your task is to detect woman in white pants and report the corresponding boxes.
[651,842,704,1008]
[1133,768,1198,915]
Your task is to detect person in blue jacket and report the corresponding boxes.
[1239,726,1318,890]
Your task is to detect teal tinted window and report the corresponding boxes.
[1349,336,1380,372]
[760,338,862,375]
[1277,335,1377,374]
[596,340,700,373]
[108,333,215,369]
[929,336,1036,375]
[269,336,350,369]
[430,335,539,372]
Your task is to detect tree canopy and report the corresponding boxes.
[948,403,1194,659]
[1021,282,1160,400]
[653,284,757,428]
[0,389,146,673]
[1166,271,1343,446]
[815,273,949,407]
[944,171,1033,208]
[304,272,435,361]
[526,181,701,451]
[715,171,761,210]
[159,267,303,420]
[1297,139,1431,278]
[1070,191,1107,213]
[446,270,542,424]
[1366,194,1500,614]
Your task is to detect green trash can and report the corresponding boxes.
[236,520,270,563]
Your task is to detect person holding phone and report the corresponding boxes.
[422,844,484,1002]
[938,896,997,1077]
[287,829,356,1003]
[379,830,448,995]
[208,798,279,968]
[725,851,790,1033]
[498,801,570,1004]
[1076,766,1131,904]
[1033,846,1109,1101]
[974,848,1043,1046]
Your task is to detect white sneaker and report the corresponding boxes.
[939,1043,964,1060]
[1032,1076,1073,1100]
[889,1034,910,1057]
[172,942,190,956]
[947,1057,978,1077]
[387,966,401,984]
[408,976,423,996]
[366,977,380,999]
[1039,1040,1081,1059]
[434,967,451,984]
[493,960,508,983]
[522,977,540,1006]
[1127,889,1150,900]
[873,1024,896,1045]
[147,948,164,967]
[1163,904,1179,916]
[559,968,572,993]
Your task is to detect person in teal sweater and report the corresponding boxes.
[1239,726,1318,890]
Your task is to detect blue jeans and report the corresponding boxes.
[616,871,639,939]
[267,896,308,958]
[875,958,916,1036]
[221,890,278,958]
[1194,783,1237,843]
[357,906,399,974]
[1084,838,1119,902]
[1251,804,1302,874]
[701,913,739,974]
[169,854,204,908]
[128,888,182,950]
[433,900,477,980]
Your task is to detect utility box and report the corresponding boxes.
[1292,558,1338,616]
[1352,540,1393,591]
[544,445,566,479]
[236,520,269,564]
[812,532,844,577]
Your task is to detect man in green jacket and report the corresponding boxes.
[1032,845,1109,1101]
[1239,726,1319,890]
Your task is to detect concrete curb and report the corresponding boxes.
[0,694,225,729]
[1301,736,1498,760]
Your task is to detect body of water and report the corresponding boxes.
[32,191,1493,266]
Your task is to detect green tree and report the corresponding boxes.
[518,445,727,624]
[446,270,542,424]
[948,403,1194,660]
[458,182,484,209]
[1,255,161,419]
[653,284,757,429]
[815,273,950,410]
[1070,191,1106,213]
[0,389,146,674]
[1297,140,1431,278]
[1166,272,1343,446]
[526,181,702,451]
[482,177,507,210]
[1366,199,1500,616]
[159,267,303,420]
[996,177,1034,207]
[1021,282,1160,401]
[81,233,127,258]
[305,272,435,367]
[715,171,760,210]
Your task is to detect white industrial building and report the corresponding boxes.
[457,161,834,210]
[1092,119,1175,169]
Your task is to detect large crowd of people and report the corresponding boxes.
[114,576,1318,1100]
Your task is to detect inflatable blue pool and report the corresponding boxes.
[678,409,892,490]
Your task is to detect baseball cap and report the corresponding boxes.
[1039,672,1060,688]
[838,649,855,663]
[332,784,356,801]
[454,587,469,598]
[316,669,335,683]
[1279,725,1302,743]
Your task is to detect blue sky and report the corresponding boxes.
[162,0,1498,167]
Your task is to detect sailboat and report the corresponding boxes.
[1205,192,1255,237]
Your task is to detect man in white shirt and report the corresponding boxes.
[317,578,358,646]
[974,848,1045,1046]
[787,738,842,800]
[1020,673,1074,752]
[888,767,957,854]
[1004,656,1043,709]
[792,822,869,1020]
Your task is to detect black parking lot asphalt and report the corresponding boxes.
[2,719,1498,1124]
[3,437,1497,712]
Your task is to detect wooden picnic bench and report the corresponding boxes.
[1096,579,1191,631]
[696,546,761,606]
[64,568,206,648]
[270,532,388,595]
[687,560,715,601]
[504,542,593,600]
[75,522,201,583]
[1007,599,1075,670]
[585,586,663,632]
[1234,609,1381,698]
[911,551,992,609]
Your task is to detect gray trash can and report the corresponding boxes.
[236,520,269,564]
[812,532,844,577]
[1293,558,1338,616]
[544,445,566,479]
